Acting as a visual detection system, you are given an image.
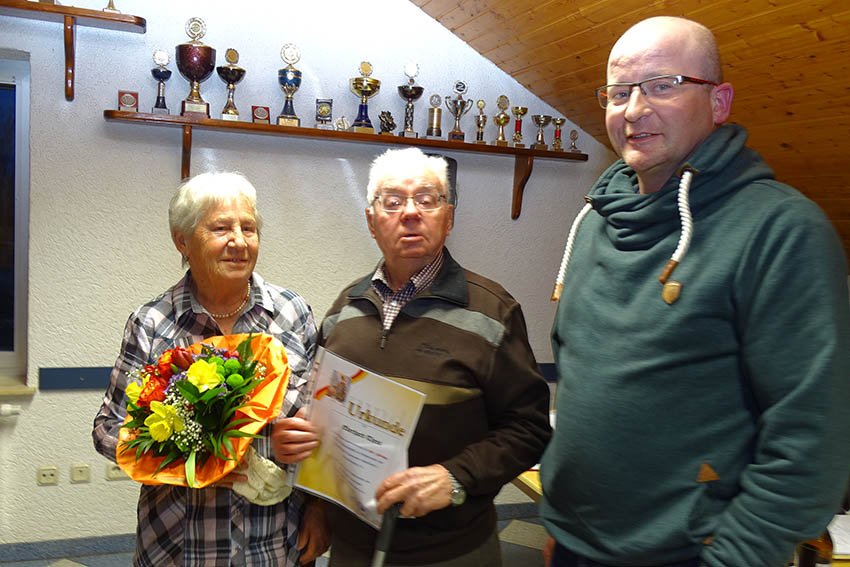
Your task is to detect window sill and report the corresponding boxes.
[0,374,36,397]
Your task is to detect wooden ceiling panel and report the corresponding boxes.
[413,0,850,265]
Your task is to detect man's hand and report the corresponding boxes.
[375,464,453,518]
[297,498,331,563]
[543,535,555,567]
[271,407,319,464]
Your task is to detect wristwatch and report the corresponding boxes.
[447,470,466,506]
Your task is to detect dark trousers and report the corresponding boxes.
[552,543,701,567]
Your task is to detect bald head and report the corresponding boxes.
[609,17,722,83]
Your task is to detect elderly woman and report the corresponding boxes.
[92,171,327,566]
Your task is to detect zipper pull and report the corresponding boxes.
[380,329,388,349]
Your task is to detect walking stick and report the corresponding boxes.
[370,503,402,567]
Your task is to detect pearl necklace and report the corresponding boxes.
[208,282,251,319]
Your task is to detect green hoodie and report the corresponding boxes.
[540,124,850,567]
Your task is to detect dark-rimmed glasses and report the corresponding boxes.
[595,75,718,109]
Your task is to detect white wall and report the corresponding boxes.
[0,0,614,543]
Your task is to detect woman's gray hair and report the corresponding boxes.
[366,148,449,208]
[168,171,263,243]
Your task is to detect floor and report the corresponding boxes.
[0,483,548,567]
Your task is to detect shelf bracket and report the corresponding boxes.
[63,15,75,101]
[511,155,534,219]
[181,125,193,179]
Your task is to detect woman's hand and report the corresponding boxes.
[271,407,320,463]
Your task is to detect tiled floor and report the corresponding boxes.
[0,484,546,567]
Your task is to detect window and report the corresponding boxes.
[0,52,30,381]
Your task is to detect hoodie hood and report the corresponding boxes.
[586,123,776,250]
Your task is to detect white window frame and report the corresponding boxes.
[0,52,30,382]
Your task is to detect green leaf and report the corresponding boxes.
[185,450,196,488]
[176,380,200,403]
[225,417,258,429]
[199,385,225,403]
[224,430,261,439]
[154,449,182,474]
[221,435,236,459]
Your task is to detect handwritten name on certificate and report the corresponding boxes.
[294,347,426,528]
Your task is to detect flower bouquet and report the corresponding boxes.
[117,333,290,489]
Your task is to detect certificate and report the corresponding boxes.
[294,347,426,528]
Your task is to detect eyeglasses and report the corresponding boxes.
[374,191,447,213]
[595,74,718,109]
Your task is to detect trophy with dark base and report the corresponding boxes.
[350,61,380,133]
[569,129,580,152]
[445,80,472,142]
[531,114,551,150]
[278,43,302,126]
[474,99,487,145]
[151,49,172,115]
[216,48,245,121]
[426,94,442,139]
[176,17,216,118]
[397,62,423,138]
[379,111,396,135]
[551,117,566,151]
[492,95,510,147]
[511,105,528,148]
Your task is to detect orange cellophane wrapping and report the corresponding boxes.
[117,333,291,488]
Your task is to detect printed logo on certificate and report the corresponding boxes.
[294,347,426,528]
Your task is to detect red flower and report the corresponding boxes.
[171,347,195,370]
[156,350,174,379]
[138,376,168,407]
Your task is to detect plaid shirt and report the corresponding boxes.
[372,250,445,335]
[92,271,317,567]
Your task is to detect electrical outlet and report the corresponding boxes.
[70,463,90,483]
[37,465,59,486]
[105,462,129,481]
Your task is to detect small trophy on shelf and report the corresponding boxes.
[426,94,442,138]
[569,129,580,152]
[492,95,510,147]
[102,0,119,13]
[474,100,487,144]
[445,80,472,141]
[176,17,216,118]
[277,43,302,126]
[511,105,528,148]
[216,48,245,121]
[350,61,381,133]
[551,117,566,151]
[397,62,424,138]
[315,99,334,130]
[531,115,551,150]
[379,111,396,135]
[150,49,172,115]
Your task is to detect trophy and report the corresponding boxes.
[511,105,528,147]
[277,43,302,126]
[531,115,552,150]
[150,49,172,115]
[492,95,510,147]
[315,99,334,130]
[335,116,351,131]
[426,94,442,138]
[551,117,566,151]
[379,111,396,135]
[176,17,216,118]
[445,80,472,141]
[350,61,381,133]
[474,99,487,145]
[102,0,119,12]
[216,48,245,121]
[252,106,270,124]
[569,129,580,152]
[397,62,424,138]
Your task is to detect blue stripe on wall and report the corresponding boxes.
[36,363,557,391]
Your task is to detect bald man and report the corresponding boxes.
[540,16,850,567]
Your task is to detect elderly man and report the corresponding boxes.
[318,147,552,566]
[541,16,850,567]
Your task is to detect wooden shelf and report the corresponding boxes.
[0,0,146,101]
[103,110,588,219]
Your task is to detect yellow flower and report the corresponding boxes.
[144,401,184,442]
[125,381,142,405]
[187,359,222,393]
